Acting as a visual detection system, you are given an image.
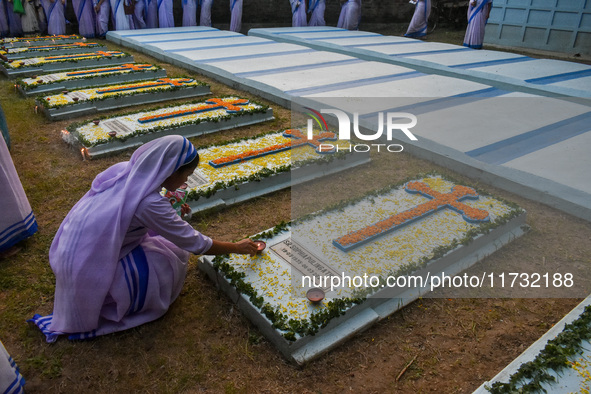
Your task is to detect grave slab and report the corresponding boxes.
[199,175,526,364]
[177,129,370,213]
[503,130,591,195]
[248,27,591,98]
[63,97,273,158]
[0,34,83,47]
[37,77,210,121]
[16,63,167,97]
[0,42,106,60]
[474,295,591,393]
[0,51,133,78]
[108,27,591,223]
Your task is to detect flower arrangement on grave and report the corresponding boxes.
[2,51,128,69]
[181,128,351,203]
[209,175,524,341]
[17,64,162,91]
[65,96,269,148]
[38,77,206,109]
[487,304,591,393]
[0,42,100,56]
[0,34,81,44]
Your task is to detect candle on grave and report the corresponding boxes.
[254,240,266,254]
[306,288,325,303]
[80,148,86,160]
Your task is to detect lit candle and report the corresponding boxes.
[34,105,38,114]
[80,148,86,160]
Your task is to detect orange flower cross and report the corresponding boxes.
[96,78,194,94]
[66,63,153,76]
[137,97,249,124]
[333,181,490,252]
[209,129,337,168]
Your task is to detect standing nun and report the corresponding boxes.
[404,0,430,38]
[0,0,11,36]
[73,0,97,37]
[6,0,23,36]
[0,106,38,256]
[109,0,133,30]
[144,0,156,27]
[94,0,109,36]
[199,0,212,26]
[463,0,492,49]
[41,0,66,35]
[229,0,241,32]
[181,0,196,26]
[308,0,325,26]
[289,0,306,27]
[0,341,25,394]
[132,0,147,29]
[336,0,361,30]
[157,0,173,27]
[20,0,40,35]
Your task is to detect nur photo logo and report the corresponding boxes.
[305,107,418,153]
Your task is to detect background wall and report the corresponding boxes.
[484,0,591,56]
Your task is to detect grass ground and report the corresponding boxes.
[1,28,590,393]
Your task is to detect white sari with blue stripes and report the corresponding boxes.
[29,136,211,343]
[0,123,37,253]
[0,340,25,394]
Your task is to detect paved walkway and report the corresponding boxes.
[107,26,591,222]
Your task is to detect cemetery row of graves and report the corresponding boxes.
[1,33,590,392]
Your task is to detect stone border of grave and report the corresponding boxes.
[37,83,211,121]
[0,54,134,78]
[187,150,371,214]
[473,295,591,393]
[2,44,107,60]
[0,35,83,47]
[65,105,274,159]
[17,67,168,97]
[199,183,528,365]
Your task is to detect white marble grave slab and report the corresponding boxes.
[199,176,527,364]
[148,35,269,52]
[301,73,492,98]
[249,61,413,94]
[108,27,591,222]
[173,42,308,63]
[504,130,591,195]
[212,51,359,75]
[249,27,591,98]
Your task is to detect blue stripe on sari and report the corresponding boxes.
[121,245,149,315]
[76,0,87,22]
[46,0,58,22]
[468,0,490,24]
[27,314,63,343]
[3,358,25,394]
[67,330,97,341]
[0,211,37,251]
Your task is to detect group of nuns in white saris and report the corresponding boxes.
[405,0,492,49]
[71,0,242,39]
[289,0,360,29]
